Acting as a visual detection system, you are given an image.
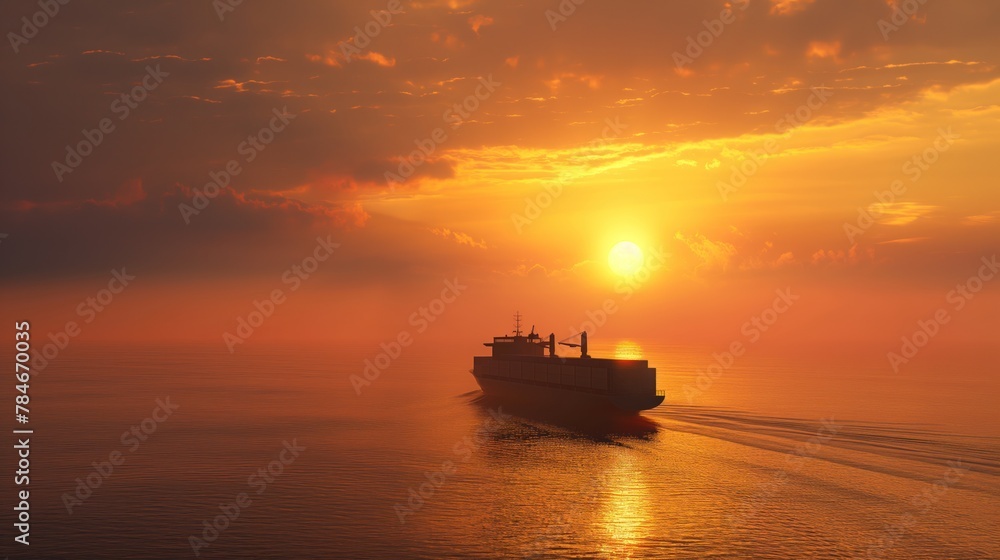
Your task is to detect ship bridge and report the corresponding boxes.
[483,313,548,357]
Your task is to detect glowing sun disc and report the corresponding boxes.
[608,241,643,276]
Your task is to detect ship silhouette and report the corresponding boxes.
[471,313,665,414]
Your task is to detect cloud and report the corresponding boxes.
[428,227,487,249]
[876,202,938,226]
[468,14,494,35]
[0,180,367,280]
[770,0,817,15]
[810,245,876,266]
[5,1,998,210]
[674,232,737,273]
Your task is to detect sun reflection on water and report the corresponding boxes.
[598,453,652,558]
[614,340,645,360]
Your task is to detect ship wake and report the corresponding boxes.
[650,404,1000,495]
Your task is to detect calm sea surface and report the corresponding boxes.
[9,340,999,559]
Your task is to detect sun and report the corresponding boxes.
[608,241,644,276]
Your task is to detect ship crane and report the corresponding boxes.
[558,331,590,359]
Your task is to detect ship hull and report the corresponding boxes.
[472,365,664,414]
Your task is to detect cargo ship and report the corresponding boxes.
[471,314,665,414]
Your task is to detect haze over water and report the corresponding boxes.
[13,340,998,559]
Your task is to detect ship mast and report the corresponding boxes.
[513,311,522,336]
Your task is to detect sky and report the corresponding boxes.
[1,0,998,360]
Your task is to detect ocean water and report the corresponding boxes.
[9,340,999,559]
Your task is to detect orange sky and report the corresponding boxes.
[1,0,998,359]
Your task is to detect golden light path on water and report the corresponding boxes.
[599,452,653,558]
[614,340,645,360]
